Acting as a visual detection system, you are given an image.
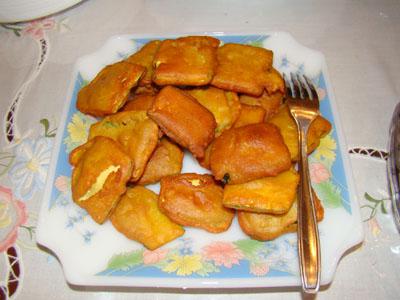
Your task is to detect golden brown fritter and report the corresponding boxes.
[122,93,155,112]
[238,191,325,241]
[196,141,213,170]
[263,67,285,95]
[159,173,235,233]
[238,200,298,241]
[69,139,94,167]
[187,87,241,136]
[233,103,266,128]
[209,123,291,184]
[110,186,185,250]
[268,104,332,161]
[70,136,133,224]
[239,91,283,121]
[223,169,300,214]
[211,43,273,96]
[132,84,159,96]
[77,61,145,117]
[88,110,159,181]
[153,36,220,86]
[126,40,161,87]
[138,137,184,185]
[69,36,332,245]
[148,86,216,158]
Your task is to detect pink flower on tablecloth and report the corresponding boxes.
[55,175,69,194]
[202,241,244,268]
[143,248,169,265]
[22,18,55,40]
[310,162,330,184]
[0,186,28,252]
[250,262,269,276]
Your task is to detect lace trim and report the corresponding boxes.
[349,147,388,161]
[0,246,23,299]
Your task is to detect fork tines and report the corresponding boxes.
[283,73,318,101]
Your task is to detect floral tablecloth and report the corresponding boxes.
[1,0,400,299]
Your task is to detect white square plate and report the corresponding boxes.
[37,32,363,289]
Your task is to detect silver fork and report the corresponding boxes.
[284,73,321,293]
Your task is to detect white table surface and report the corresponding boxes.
[1,0,399,299]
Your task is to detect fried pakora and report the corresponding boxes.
[132,84,159,96]
[69,138,94,167]
[159,173,235,233]
[153,36,220,86]
[148,86,216,158]
[122,93,155,112]
[110,186,185,250]
[223,169,300,214]
[138,137,184,185]
[209,123,291,184]
[263,67,285,95]
[77,61,145,117]
[187,87,241,136]
[268,104,332,161]
[69,36,332,245]
[196,141,213,170]
[238,200,298,241]
[239,91,283,121]
[233,103,266,128]
[126,40,161,87]
[211,43,273,96]
[238,191,325,241]
[70,136,133,224]
[88,110,159,181]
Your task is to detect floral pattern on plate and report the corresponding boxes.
[97,237,299,278]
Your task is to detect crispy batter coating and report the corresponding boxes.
[196,141,213,170]
[233,104,266,128]
[69,138,94,167]
[148,86,216,158]
[70,136,133,224]
[126,40,161,87]
[77,61,145,117]
[187,87,241,136]
[263,68,285,95]
[138,137,184,185]
[239,200,298,241]
[159,173,235,233]
[268,104,332,161]
[211,43,273,96]
[223,169,300,214]
[132,84,159,96]
[88,110,159,181]
[122,93,155,112]
[240,91,283,121]
[238,191,325,241]
[153,36,220,86]
[210,123,291,184]
[110,186,185,250]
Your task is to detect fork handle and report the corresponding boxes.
[297,124,321,293]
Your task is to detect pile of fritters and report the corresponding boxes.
[70,36,331,250]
